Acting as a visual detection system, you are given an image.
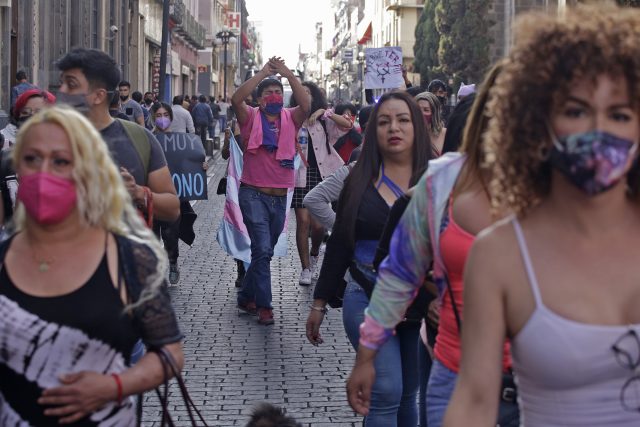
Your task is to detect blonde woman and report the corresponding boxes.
[415,92,446,156]
[0,106,183,426]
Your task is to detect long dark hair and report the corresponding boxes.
[288,81,327,113]
[334,91,432,248]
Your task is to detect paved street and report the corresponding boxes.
[142,154,362,426]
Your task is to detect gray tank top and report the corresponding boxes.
[511,217,640,426]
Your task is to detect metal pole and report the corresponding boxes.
[223,37,228,100]
[159,0,170,102]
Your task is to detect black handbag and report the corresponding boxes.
[216,176,227,195]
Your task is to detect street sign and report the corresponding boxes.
[226,12,241,32]
[343,49,353,62]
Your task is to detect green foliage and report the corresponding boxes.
[436,0,492,86]
[413,0,493,90]
[413,0,444,86]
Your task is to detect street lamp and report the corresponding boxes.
[216,29,236,100]
[332,64,343,103]
[357,51,366,106]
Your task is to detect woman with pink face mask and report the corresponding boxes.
[0,106,184,426]
[415,92,446,156]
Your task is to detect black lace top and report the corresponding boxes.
[0,233,182,426]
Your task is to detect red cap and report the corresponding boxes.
[14,89,56,120]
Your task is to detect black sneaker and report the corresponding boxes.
[169,263,180,285]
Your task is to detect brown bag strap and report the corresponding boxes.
[151,347,209,426]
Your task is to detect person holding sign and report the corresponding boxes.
[231,56,310,325]
[151,102,205,285]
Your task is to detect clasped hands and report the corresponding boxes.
[261,56,294,80]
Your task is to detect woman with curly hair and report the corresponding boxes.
[415,91,446,156]
[443,4,640,426]
[0,106,183,425]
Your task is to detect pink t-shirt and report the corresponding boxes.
[240,105,300,189]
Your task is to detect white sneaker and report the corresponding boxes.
[299,268,312,286]
[310,255,319,271]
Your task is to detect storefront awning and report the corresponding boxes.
[357,22,372,45]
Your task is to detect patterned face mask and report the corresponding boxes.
[549,130,638,196]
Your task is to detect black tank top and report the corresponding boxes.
[0,241,139,426]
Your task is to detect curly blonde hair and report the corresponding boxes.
[484,4,640,217]
[13,106,167,306]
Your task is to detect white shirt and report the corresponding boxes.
[218,102,229,116]
[170,105,195,133]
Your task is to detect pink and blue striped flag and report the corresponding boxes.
[216,134,293,263]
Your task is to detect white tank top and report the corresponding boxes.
[511,218,640,426]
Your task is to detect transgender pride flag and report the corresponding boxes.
[216,134,293,263]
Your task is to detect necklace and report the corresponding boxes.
[27,239,55,273]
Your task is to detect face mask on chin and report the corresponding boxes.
[56,92,92,115]
[549,129,638,196]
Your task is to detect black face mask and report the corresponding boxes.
[144,98,153,105]
[120,95,128,101]
[437,96,447,105]
[16,116,31,128]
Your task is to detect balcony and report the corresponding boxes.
[384,0,424,10]
[172,1,206,49]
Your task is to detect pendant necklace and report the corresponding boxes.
[29,242,55,273]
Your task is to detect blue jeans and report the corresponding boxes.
[130,339,145,364]
[426,359,457,427]
[237,186,287,309]
[219,116,227,132]
[342,279,420,427]
[418,339,433,427]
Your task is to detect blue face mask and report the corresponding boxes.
[262,93,284,115]
[549,130,638,196]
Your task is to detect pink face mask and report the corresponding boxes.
[423,113,432,126]
[17,172,77,225]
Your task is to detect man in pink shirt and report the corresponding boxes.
[231,57,310,325]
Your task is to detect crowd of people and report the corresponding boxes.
[1,3,640,427]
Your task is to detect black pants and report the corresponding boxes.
[195,124,208,150]
[153,217,181,264]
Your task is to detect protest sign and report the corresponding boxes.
[364,47,403,89]
[155,132,208,201]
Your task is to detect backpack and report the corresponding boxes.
[117,119,150,185]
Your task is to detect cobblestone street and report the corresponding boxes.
[142,155,361,426]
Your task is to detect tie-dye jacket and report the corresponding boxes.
[359,152,467,350]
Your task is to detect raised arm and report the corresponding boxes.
[232,60,275,127]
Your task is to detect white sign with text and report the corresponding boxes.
[364,47,403,89]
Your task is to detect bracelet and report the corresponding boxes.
[111,373,123,405]
[310,305,328,314]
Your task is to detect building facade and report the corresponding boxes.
[0,0,232,123]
